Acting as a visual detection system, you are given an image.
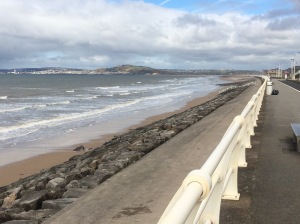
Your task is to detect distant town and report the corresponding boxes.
[2,64,299,79]
[0,64,260,76]
[265,66,300,80]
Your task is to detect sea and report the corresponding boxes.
[0,73,226,166]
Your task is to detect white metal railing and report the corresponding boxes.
[158,76,267,224]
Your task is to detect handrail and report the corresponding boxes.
[158,76,267,224]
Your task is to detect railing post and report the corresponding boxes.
[222,116,243,200]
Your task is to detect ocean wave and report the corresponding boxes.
[66,90,75,93]
[0,106,28,113]
[0,100,71,114]
[159,79,178,83]
[46,101,71,106]
[32,104,47,109]
[119,92,131,96]
[96,86,120,90]
[0,99,142,139]
[0,96,8,100]
[0,104,48,113]
[0,75,221,147]
[0,126,41,141]
[142,92,184,103]
[80,96,98,100]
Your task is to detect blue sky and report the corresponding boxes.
[142,0,295,16]
[145,0,278,14]
[0,0,300,70]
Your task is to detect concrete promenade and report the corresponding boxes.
[44,79,300,224]
[44,80,261,224]
[249,80,300,223]
[221,80,300,223]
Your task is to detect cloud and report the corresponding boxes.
[266,16,300,30]
[159,0,171,6]
[0,0,299,70]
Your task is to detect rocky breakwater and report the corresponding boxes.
[0,78,258,224]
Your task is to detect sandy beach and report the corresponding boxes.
[0,75,243,187]
[0,91,220,187]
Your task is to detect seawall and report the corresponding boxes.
[0,77,260,224]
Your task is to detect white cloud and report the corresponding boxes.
[0,0,299,70]
[159,0,171,6]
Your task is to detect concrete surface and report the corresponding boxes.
[43,80,261,224]
[220,80,300,223]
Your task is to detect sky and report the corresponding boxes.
[1,0,300,70]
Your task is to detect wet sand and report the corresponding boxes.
[0,75,243,187]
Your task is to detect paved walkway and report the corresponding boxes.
[221,80,300,223]
[44,80,261,224]
[250,80,300,223]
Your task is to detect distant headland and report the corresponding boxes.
[0,64,258,76]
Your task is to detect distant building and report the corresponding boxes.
[264,69,280,78]
[265,66,300,79]
[282,66,300,79]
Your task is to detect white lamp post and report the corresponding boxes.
[291,58,295,80]
[295,52,300,81]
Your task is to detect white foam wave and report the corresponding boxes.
[83,96,98,100]
[33,104,47,109]
[0,96,8,100]
[67,128,75,133]
[96,86,120,90]
[119,92,131,96]
[66,90,75,93]
[159,79,178,83]
[0,100,72,114]
[0,107,28,113]
[143,92,185,102]
[0,99,141,139]
[0,127,40,142]
[46,101,71,106]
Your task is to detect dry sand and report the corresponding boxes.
[0,75,243,187]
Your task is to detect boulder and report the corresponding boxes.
[78,174,111,189]
[46,188,65,200]
[73,145,85,151]
[18,190,47,211]
[64,170,82,184]
[42,198,77,210]
[116,151,144,162]
[46,178,65,189]
[62,188,88,198]
[10,209,58,223]
[88,159,100,170]
[160,130,175,139]
[65,180,81,189]
[1,195,16,209]
[2,188,22,209]
[0,208,24,223]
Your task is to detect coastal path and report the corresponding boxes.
[220,79,300,223]
[44,78,262,224]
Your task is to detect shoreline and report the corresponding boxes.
[0,75,243,187]
[0,89,220,187]
[0,75,260,224]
